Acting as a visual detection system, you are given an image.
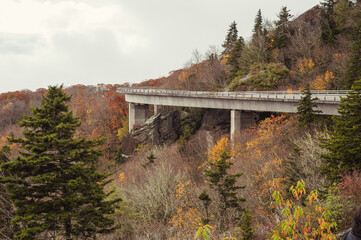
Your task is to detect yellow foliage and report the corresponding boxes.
[220,54,229,65]
[311,71,335,90]
[178,71,190,83]
[334,52,344,59]
[118,172,125,182]
[170,180,201,234]
[208,136,232,162]
[2,102,14,111]
[253,157,287,216]
[0,136,6,147]
[293,58,315,75]
[117,117,129,142]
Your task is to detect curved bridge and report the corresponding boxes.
[118,88,348,140]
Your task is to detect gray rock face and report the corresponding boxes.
[130,110,182,146]
[201,109,230,134]
[121,109,231,154]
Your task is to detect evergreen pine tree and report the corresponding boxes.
[227,36,245,80]
[1,86,121,240]
[320,0,339,44]
[222,21,238,56]
[198,190,211,224]
[321,79,361,182]
[251,9,270,63]
[346,6,361,88]
[240,208,254,240]
[272,6,293,49]
[296,85,322,127]
[203,151,245,230]
[113,145,125,164]
[334,0,351,33]
[142,151,156,168]
[253,9,263,35]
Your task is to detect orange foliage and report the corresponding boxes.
[253,157,287,217]
[133,77,166,87]
[246,115,289,152]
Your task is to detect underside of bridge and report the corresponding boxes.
[128,103,258,141]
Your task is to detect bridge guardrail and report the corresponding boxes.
[117,88,350,102]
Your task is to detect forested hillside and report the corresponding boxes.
[2,1,361,239]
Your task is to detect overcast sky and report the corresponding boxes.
[0,0,321,93]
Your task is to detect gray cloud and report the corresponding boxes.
[0,33,45,55]
[0,0,321,93]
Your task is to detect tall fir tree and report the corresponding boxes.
[240,208,254,240]
[296,85,322,127]
[253,9,263,35]
[320,0,339,44]
[334,0,351,33]
[222,21,238,56]
[346,5,361,88]
[272,6,293,49]
[1,86,120,240]
[227,36,245,80]
[203,151,245,230]
[321,79,361,182]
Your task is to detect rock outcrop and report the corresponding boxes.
[121,109,233,154]
[121,110,183,154]
[200,109,230,134]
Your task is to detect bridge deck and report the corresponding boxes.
[118,88,349,115]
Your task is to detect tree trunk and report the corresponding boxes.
[65,218,72,240]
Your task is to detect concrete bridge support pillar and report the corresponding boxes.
[128,103,149,132]
[154,105,162,115]
[231,110,241,143]
[230,110,257,142]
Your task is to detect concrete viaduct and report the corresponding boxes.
[117,88,348,141]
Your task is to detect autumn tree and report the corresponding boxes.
[203,151,245,230]
[321,79,361,182]
[272,6,293,49]
[296,85,322,127]
[1,86,120,239]
[222,21,238,56]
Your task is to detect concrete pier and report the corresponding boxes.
[154,104,162,115]
[231,110,241,142]
[230,111,256,142]
[129,103,149,132]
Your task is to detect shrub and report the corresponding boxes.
[271,180,337,239]
[247,62,289,88]
[125,161,182,223]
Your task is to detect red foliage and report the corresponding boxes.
[133,77,167,88]
[339,171,361,204]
